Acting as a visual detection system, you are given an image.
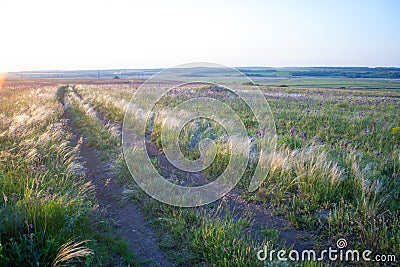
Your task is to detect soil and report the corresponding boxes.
[60,87,172,267]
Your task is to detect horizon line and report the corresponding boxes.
[4,65,400,73]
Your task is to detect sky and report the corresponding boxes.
[0,0,399,72]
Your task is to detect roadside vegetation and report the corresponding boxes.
[0,82,139,266]
[0,83,93,266]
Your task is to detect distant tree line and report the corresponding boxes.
[238,69,277,77]
[291,67,400,79]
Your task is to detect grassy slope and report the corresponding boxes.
[77,83,399,261]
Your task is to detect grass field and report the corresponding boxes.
[0,76,399,266]
[256,77,400,89]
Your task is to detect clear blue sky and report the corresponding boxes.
[0,0,399,72]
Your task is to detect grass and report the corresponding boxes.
[0,84,93,266]
[2,79,398,266]
[62,86,139,266]
[137,198,266,266]
[73,86,278,265]
[85,222,138,266]
[258,77,400,89]
[66,93,119,159]
[257,88,400,255]
[76,81,399,261]
[0,83,139,266]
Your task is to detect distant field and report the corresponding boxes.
[254,78,400,89]
[6,66,400,89]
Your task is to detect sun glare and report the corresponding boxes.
[0,73,6,90]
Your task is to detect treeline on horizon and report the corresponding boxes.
[239,67,400,79]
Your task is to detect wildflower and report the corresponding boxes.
[301,132,307,140]
[289,126,296,136]
[24,221,33,229]
[36,154,42,162]
[40,164,46,170]
[36,179,40,185]
[372,121,376,127]
[256,128,265,138]
[391,127,400,135]
[31,166,37,171]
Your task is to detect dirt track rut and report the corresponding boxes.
[60,86,172,267]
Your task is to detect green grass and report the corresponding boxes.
[67,96,119,160]
[0,84,140,266]
[139,199,264,266]
[67,82,400,264]
[258,78,400,89]
[116,146,273,266]
[85,222,139,266]
[0,85,93,266]
[75,85,277,266]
